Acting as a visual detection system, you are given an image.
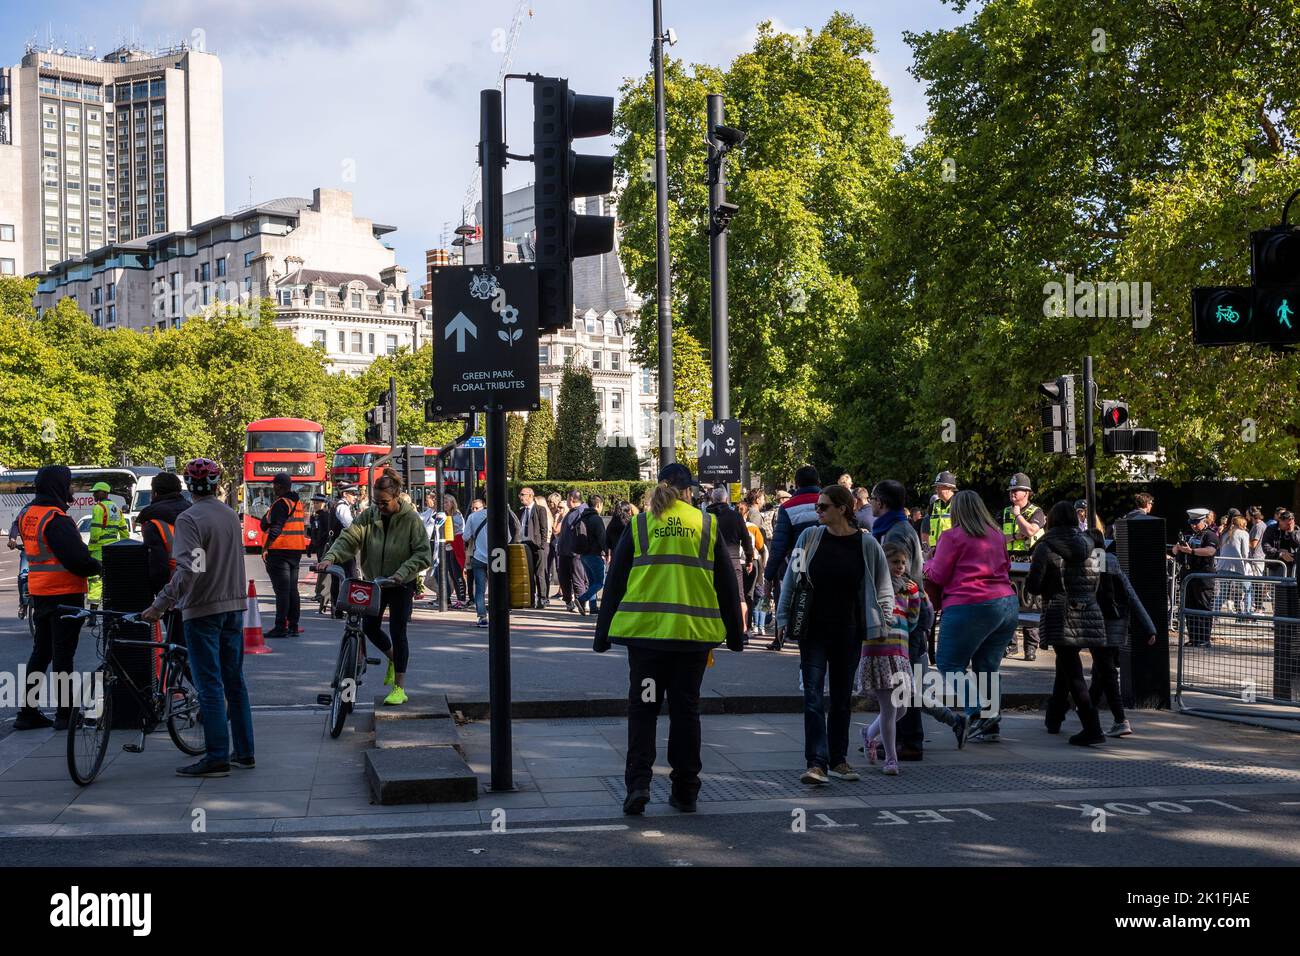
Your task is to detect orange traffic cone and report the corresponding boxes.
[243,579,272,655]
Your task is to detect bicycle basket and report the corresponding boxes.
[339,579,382,618]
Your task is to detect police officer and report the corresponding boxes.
[1003,473,1046,660]
[1174,508,1219,647]
[86,480,129,610]
[922,471,957,555]
[594,463,744,815]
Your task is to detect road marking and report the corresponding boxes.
[216,823,629,845]
[812,813,858,829]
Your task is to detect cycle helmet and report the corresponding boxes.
[183,458,224,494]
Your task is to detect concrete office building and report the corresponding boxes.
[33,188,433,375]
[430,187,656,474]
[0,41,223,277]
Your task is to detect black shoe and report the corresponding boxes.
[623,789,650,815]
[1003,644,1017,658]
[952,713,969,750]
[577,602,588,617]
[1069,729,1106,746]
[566,601,576,612]
[1024,651,1038,662]
[13,710,53,731]
[669,793,698,813]
[1045,717,1063,735]
[176,759,230,778]
[230,755,256,770]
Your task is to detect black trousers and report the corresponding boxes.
[1088,645,1124,722]
[1186,577,1214,646]
[625,645,711,799]
[264,552,301,637]
[557,554,587,605]
[362,582,415,674]
[1048,645,1099,728]
[26,594,86,716]
[443,545,466,603]
[523,542,545,605]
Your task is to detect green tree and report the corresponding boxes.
[554,361,600,479]
[614,13,901,478]
[505,412,526,480]
[352,343,462,455]
[601,442,642,480]
[520,400,555,479]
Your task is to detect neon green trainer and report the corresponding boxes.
[383,686,408,706]
[384,660,396,686]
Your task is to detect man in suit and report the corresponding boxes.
[518,487,553,608]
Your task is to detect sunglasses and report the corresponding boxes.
[815,502,838,513]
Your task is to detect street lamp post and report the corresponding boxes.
[652,0,675,466]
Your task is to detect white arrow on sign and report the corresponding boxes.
[444,312,478,353]
[699,438,715,457]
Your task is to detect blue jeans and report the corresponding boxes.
[183,610,254,764]
[469,559,488,619]
[799,630,863,770]
[934,595,1018,720]
[578,554,605,611]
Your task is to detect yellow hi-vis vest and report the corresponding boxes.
[608,498,726,645]
[927,498,953,544]
[1003,503,1045,554]
[89,499,129,557]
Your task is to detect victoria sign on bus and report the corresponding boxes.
[429,264,540,415]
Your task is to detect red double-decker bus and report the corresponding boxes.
[241,418,326,549]
[330,444,389,491]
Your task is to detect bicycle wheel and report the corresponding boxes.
[67,670,114,786]
[25,604,36,639]
[165,662,206,756]
[327,631,357,738]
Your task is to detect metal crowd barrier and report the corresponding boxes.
[1174,571,1300,728]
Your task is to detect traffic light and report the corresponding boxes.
[1038,375,1076,456]
[1250,226,1300,346]
[364,404,391,445]
[1101,400,1129,431]
[532,76,616,334]
[1192,286,1254,345]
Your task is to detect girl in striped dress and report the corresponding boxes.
[859,541,916,775]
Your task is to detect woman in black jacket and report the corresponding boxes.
[1026,501,1107,746]
[1089,527,1157,738]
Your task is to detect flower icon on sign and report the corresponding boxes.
[501,305,519,325]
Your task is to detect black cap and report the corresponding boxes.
[311,494,328,503]
[337,483,358,494]
[1074,500,1087,511]
[657,462,699,490]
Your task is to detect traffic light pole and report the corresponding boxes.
[707,93,730,422]
[652,0,676,466]
[1083,355,1097,534]
[480,88,515,792]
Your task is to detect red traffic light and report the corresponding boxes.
[1103,402,1129,429]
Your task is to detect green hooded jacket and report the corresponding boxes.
[324,500,432,585]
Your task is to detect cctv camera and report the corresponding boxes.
[712,124,748,149]
[713,201,739,233]
[666,28,678,46]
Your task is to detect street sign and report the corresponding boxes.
[163,456,176,472]
[429,264,541,415]
[697,418,742,483]
[465,436,486,449]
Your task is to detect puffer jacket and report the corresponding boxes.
[1025,526,1105,648]
[1098,551,1157,648]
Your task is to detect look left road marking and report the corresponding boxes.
[216,823,629,845]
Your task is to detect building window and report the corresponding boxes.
[368,333,375,354]
[641,406,656,441]
[216,258,226,278]
[591,350,602,370]
[351,332,362,352]
[313,330,326,348]
[314,290,325,306]
[386,334,398,355]
[596,388,606,409]
[641,368,653,392]
[200,262,210,282]
[93,308,102,325]
[243,277,252,295]
[384,298,396,314]
[0,224,13,242]
[538,345,549,365]
[611,351,621,371]
[107,282,115,301]
[0,259,14,276]
[350,293,362,310]
[244,252,255,267]
[278,290,292,306]
[611,391,622,412]
[107,305,116,323]
[338,331,345,353]
[541,385,553,406]
[563,345,575,364]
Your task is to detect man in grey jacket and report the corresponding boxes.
[143,458,253,778]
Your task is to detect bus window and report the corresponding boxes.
[246,431,324,453]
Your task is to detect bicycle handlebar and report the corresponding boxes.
[57,605,143,625]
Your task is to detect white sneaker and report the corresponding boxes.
[1106,720,1132,737]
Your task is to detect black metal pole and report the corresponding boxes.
[653,0,675,466]
[1084,355,1097,533]
[481,88,514,792]
[707,93,730,422]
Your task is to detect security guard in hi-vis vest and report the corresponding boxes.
[86,481,129,608]
[261,472,307,640]
[922,471,957,555]
[1003,472,1047,660]
[595,463,744,816]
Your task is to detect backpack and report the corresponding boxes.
[571,509,592,553]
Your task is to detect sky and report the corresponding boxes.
[1,0,974,281]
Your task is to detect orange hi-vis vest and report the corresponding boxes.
[20,504,88,596]
[267,497,307,551]
[149,518,177,576]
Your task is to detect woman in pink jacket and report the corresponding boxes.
[923,490,1019,744]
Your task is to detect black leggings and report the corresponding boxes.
[363,582,415,674]
[443,546,466,602]
[1088,646,1124,722]
[1048,646,1092,721]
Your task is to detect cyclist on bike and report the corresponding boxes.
[142,459,254,778]
[15,466,101,731]
[316,471,431,706]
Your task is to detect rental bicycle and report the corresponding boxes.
[56,606,205,785]
[316,567,383,738]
